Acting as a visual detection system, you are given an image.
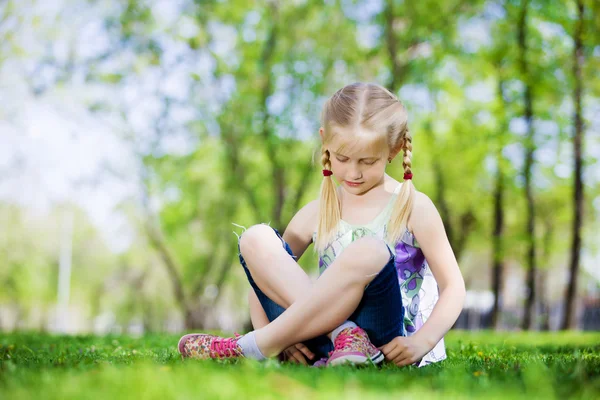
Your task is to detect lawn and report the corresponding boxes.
[1,331,599,399]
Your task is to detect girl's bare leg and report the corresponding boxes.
[249,236,391,357]
[239,224,314,309]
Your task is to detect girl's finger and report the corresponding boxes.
[394,353,414,367]
[296,344,315,360]
[292,350,308,365]
[380,337,403,355]
[384,346,403,362]
[379,342,392,355]
[282,351,293,363]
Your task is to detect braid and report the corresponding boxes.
[402,131,412,175]
[316,149,341,253]
[321,150,331,170]
[386,128,415,244]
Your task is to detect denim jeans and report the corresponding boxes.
[238,226,405,362]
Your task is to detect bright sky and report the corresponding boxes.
[0,73,138,252]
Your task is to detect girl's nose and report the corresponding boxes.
[349,166,363,180]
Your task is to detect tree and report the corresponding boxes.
[516,0,538,331]
[562,0,586,330]
[491,69,509,329]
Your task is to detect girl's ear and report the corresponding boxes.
[319,127,324,141]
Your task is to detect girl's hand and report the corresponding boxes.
[379,336,430,367]
[282,343,315,365]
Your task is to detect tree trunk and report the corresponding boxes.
[538,272,550,331]
[518,0,537,331]
[491,73,507,330]
[185,306,208,330]
[562,0,585,330]
[145,219,191,326]
[384,0,402,92]
[539,215,554,330]
[490,146,505,329]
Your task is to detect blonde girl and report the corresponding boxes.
[178,82,465,367]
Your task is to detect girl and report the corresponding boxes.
[178,82,465,367]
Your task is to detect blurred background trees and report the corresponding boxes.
[1,0,598,333]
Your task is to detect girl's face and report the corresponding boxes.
[323,127,391,196]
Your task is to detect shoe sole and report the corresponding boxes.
[327,350,384,366]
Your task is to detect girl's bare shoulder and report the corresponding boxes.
[408,189,443,234]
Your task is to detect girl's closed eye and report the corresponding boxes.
[336,156,349,163]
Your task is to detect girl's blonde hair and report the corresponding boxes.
[316,82,414,253]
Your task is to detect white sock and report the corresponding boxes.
[331,321,357,343]
[237,331,267,361]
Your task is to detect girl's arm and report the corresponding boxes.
[282,200,318,261]
[408,191,466,349]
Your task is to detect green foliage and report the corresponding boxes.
[1,0,599,329]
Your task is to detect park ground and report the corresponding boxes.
[1,330,599,399]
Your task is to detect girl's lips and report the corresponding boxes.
[345,181,363,186]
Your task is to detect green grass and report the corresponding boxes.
[1,331,599,399]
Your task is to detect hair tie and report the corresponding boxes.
[403,173,413,180]
[322,169,333,177]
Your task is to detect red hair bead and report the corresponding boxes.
[322,169,333,177]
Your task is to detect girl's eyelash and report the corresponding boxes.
[336,158,377,164]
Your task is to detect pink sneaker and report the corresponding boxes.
[326,327,384,366]
[178,333,244,360]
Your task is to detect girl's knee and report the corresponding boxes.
[239,224,279,257]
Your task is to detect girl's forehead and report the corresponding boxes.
[329,128,388,157]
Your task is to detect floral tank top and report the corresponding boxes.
[313,184,447,367]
